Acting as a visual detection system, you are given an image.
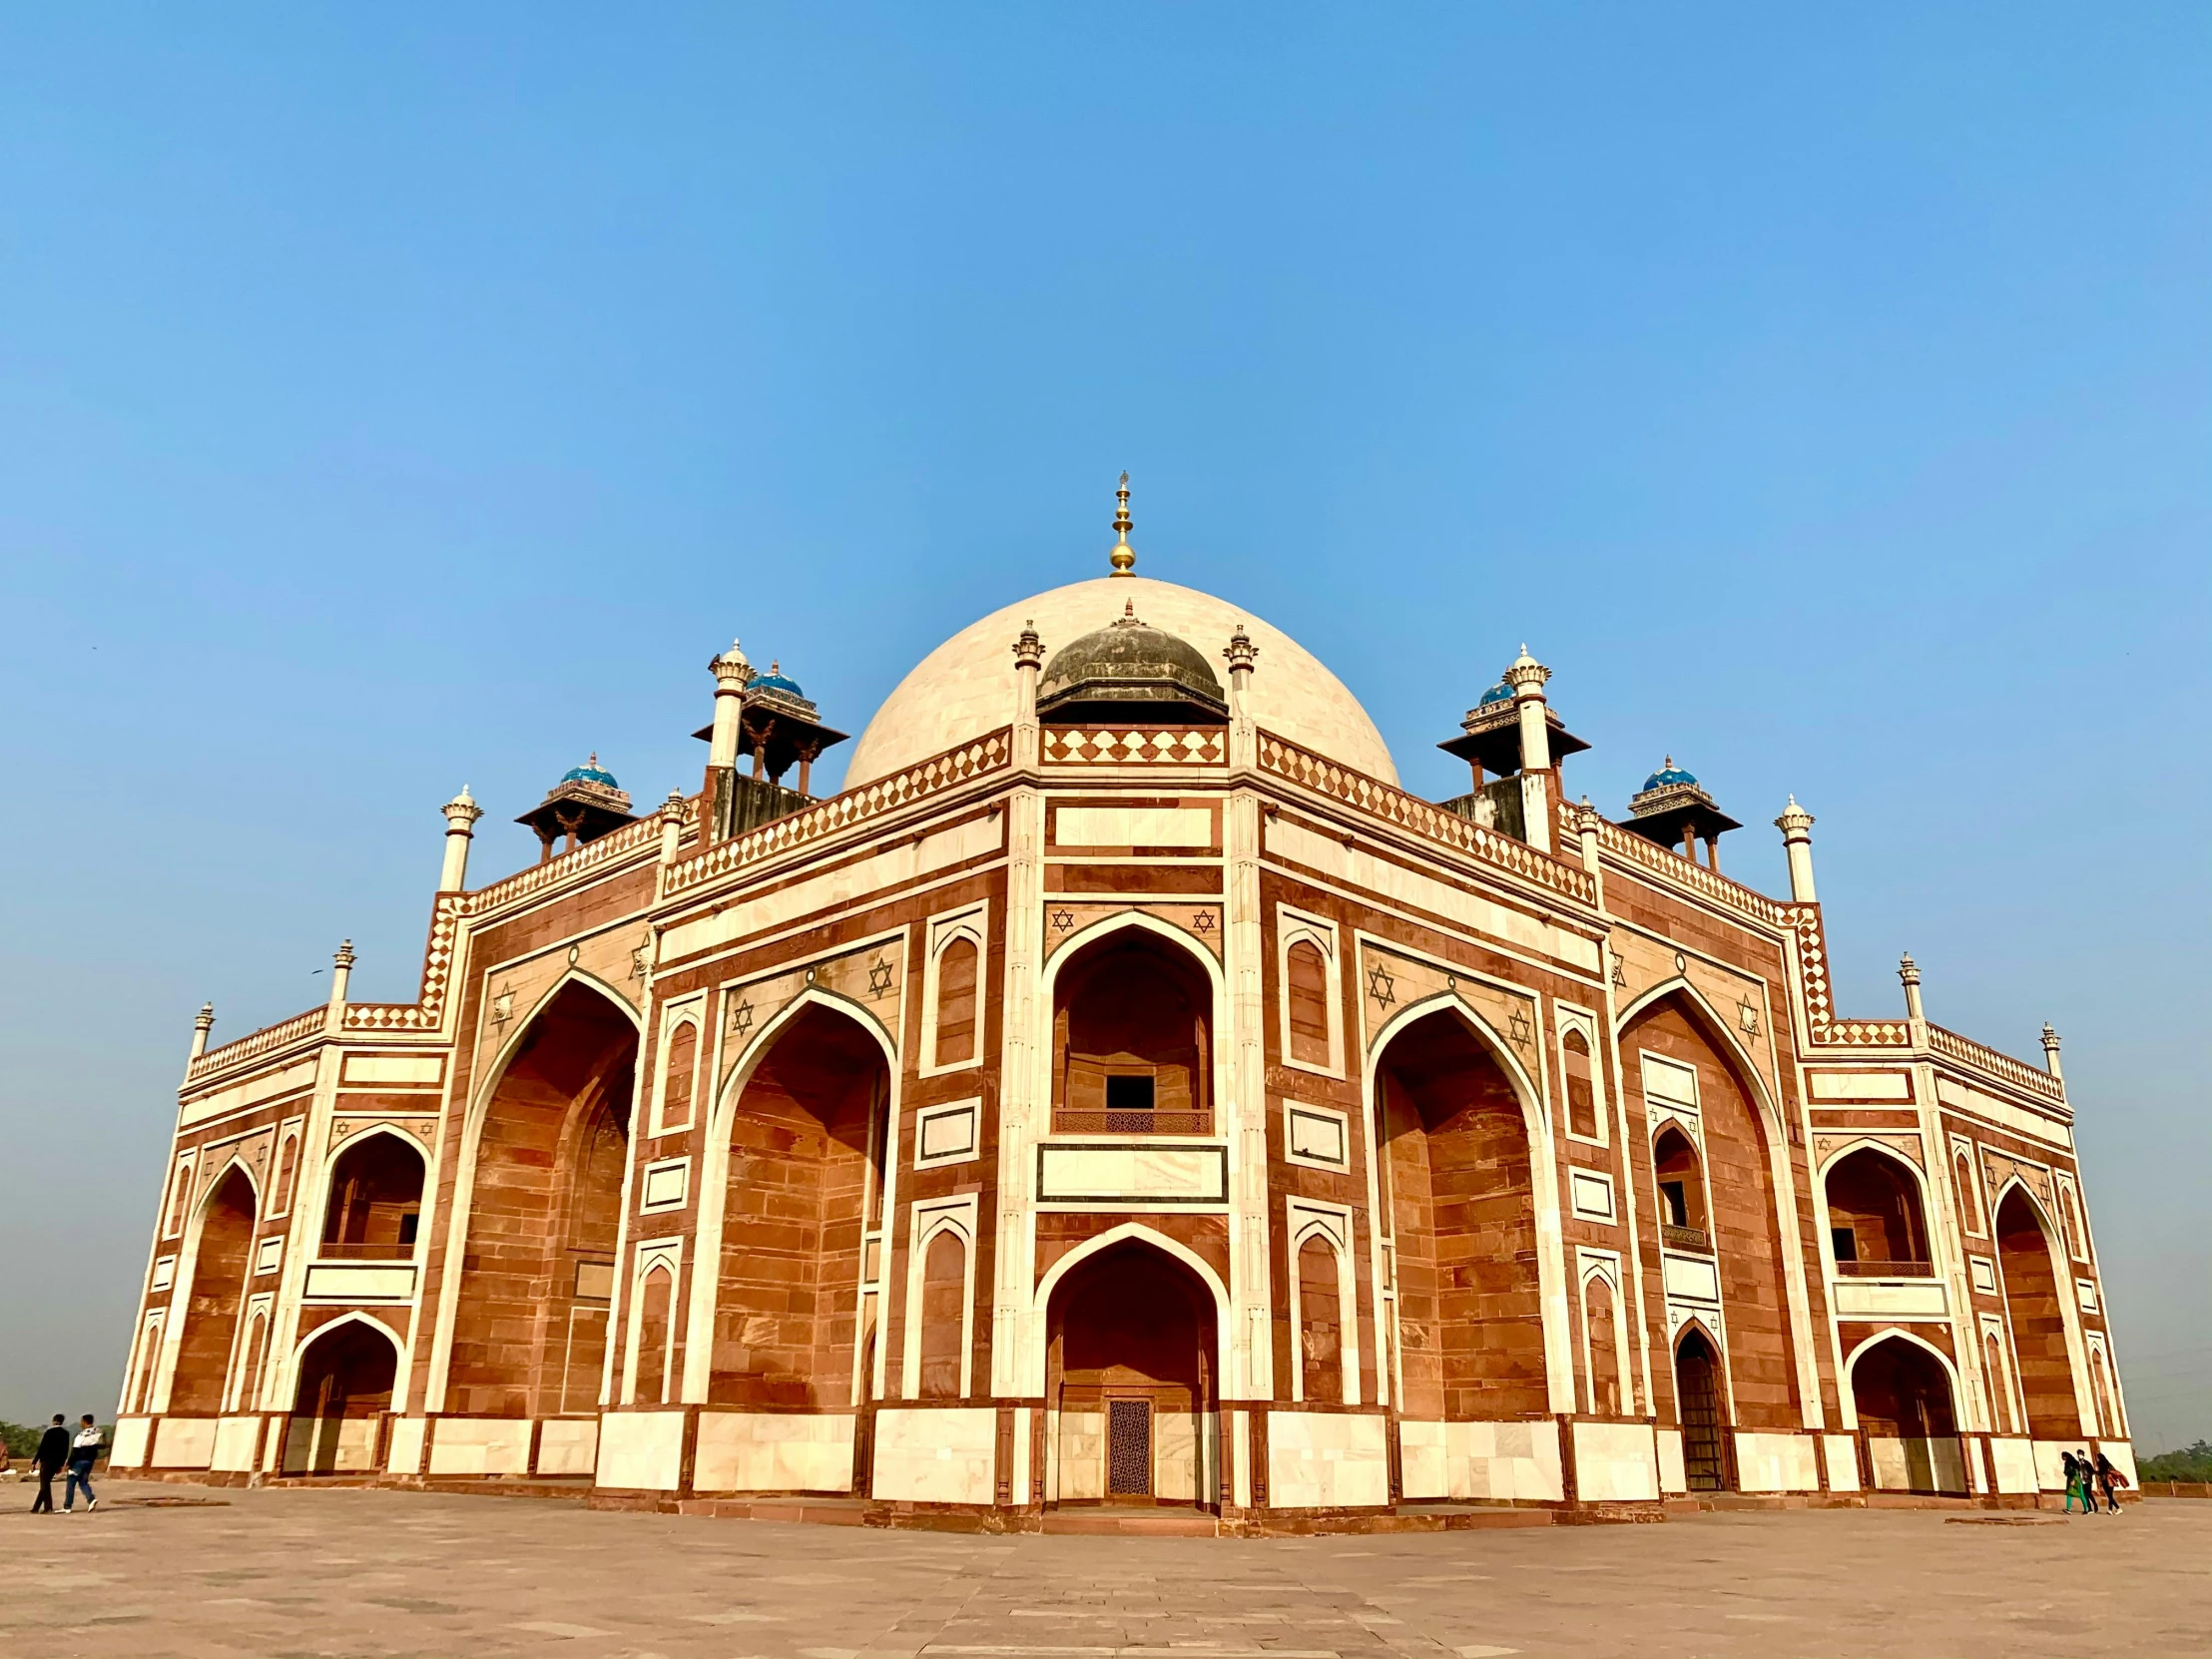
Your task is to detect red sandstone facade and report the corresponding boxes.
[112,553,2131,1526]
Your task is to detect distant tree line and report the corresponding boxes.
[2138,1440,2212,1482]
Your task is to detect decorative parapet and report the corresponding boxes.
[1043,727,1227,767]
[1931,1023,2065,1103]
[183,1006,325,1083]
[1592,817,1786,929]
[463,809,668,917]
[1786,904,1909,1047]
[1255,732,1596,905]
[665,730,1012,898]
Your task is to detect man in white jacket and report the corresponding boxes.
[63,1416,100,1513]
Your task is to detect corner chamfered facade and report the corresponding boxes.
[113,513,2131,1525]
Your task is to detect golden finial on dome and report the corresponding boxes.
[1109,471,1135,577]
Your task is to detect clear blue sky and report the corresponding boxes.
[2,6,2205,1446]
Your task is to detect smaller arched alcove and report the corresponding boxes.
[319,1132,426,1260]
[1852,1335,1965,1494]
[171,1167,259,1415]
[1052,929,1213,1134]
[284,1319,399,1475]
[1652,1125,1710,1250]
[1825,1148,1931,1276]
[1673,1326,1730,1491]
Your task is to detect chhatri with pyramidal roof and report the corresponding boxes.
[119,481,2126,1527]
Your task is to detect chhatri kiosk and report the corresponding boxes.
[114,487,2128,1525]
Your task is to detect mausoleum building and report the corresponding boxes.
[113,491,2132,1524]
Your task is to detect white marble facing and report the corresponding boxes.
[693,1411,854,1492]
[1569,1420,1659,1501]
[2032,1438,2094,1492]
[1036,1145,1228,1205]
[339,1054,444,1086]
[301,1262,416,1303]
[210,1415,262,1472]
[384,1415,427,1475]
[1822,1432,1861,1492]
[283,1415,377,1472]
[843,575,1399,790]
[1655,1427,1688,1494]
[1055,807,1214,848]
[427,1416,532,1477]
[871,1406,997,1505]
[1869,1435,1967,1493]
[1733,1430,1821,1493]
[1808,1070,1912,1101]
[2103,1440,2137,1485]
[1268,1411,1389,1509]
[1989,1436,2040,1493]
[1661,1254,1721,1303]
[1829,1279,1947,1319]
[180,1058,317,1128]
[595,1410,687,1490]
[1935,1077,2071,1151]
[1155,1410,1204,1502]
[1394,1418,1565,1503]
[536,1417,599,1477]
[108,1417,151,1470]
[152,1415,218,1469]
[1053,1409,1104,1501]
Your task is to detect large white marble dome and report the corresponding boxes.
[843,575,1398,789]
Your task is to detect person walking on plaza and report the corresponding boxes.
[2095,1449,2127,1514]
[2063,1449,2096,1514]
[63,1416,102,1513]
[29,1415,68,1513]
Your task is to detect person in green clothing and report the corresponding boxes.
[2062,1449,2094,1514]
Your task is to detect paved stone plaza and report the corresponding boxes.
[3,1483,2205,1658]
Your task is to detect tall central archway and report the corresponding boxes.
[1373,1006,1545,1421]
[1851,1335,1964,1493]
[446,979,638,1418]
[171,1166,259,1415]
[707,1000,888,1406]
[1045,1239,1218,1507]
[1994,1186,2083,1438]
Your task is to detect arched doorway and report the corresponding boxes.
[1045,1240,1217,1507]
[1673,1327,1729,1491]
[320,1133,425,1259]
[1994,1187,2082,1437]
[1374,1007,1544,1420]
[447,980,637,1417]
[1824,1148,1931,1275]
[710,1001,887,1406]
[1052,928,1213,1134]
[1623,992,1799,1429]
[285,1319,399,1474]
[171,1167,259,1414]
[1852,1336,1964,1493]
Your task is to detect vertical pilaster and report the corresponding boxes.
[992,621,1048,1397]
[1223,627,1272,1403]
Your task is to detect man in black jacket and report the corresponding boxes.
[30,1414,68,1513]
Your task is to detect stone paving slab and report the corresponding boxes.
[0,1481,2203,1659]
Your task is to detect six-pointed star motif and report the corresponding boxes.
[1367,965,1396,1008]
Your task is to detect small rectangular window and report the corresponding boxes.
[1831,1226,1858,1263]
[1660,1181,1689,1230]
[1105,1074,1155,1113]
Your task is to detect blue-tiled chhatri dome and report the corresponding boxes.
[749,665,805,698]
[562,756,621,789]
[1477,680,1514,707]
[1642,757,1698,792]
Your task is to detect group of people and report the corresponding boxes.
[18,1415,104,1514]
[2063,1447,2127,1514]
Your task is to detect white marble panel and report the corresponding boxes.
[340,1054,444,1085]
[1036,1145,1227,1205]
[1969,1256,1998,1294]
[1733,1430,1820,1493]
[109,1417,151,1470]
[1396,1419,1448,1500]
[2032,1439,2090,1492]
[1869,1435,1967,1493]
[693,1412,855,1492]
[1441,1418,1564,1503]
[1054,1409,1104,1500]
[1661,1253,1720,1303]
[302,1262,417,1303]
[1155,1410,1202,1502]
[1055,807,1214,848]
[2101,1440,2136,1485]
[1935,1077,2071,1151]
[1808,1070,1912,1101]
[536,1418,599,1477]
[595,1410,687,1490]
[1268,1411,1389,1509]
[1569,1421,1658,1501]
[1655,1427,1687,1494]
[1822,1433,1861,1492]
[1830,1279,1946,1319]
[152,1415,218,1469]
[871,1406,997,1505]
[428,1416,533,1477]
[1568,1170,1615,1222]
[384,1415,427,1475]
[180,1059,317,1128]
[1989,1436,2040,1493]
[210,1415,262,1472]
